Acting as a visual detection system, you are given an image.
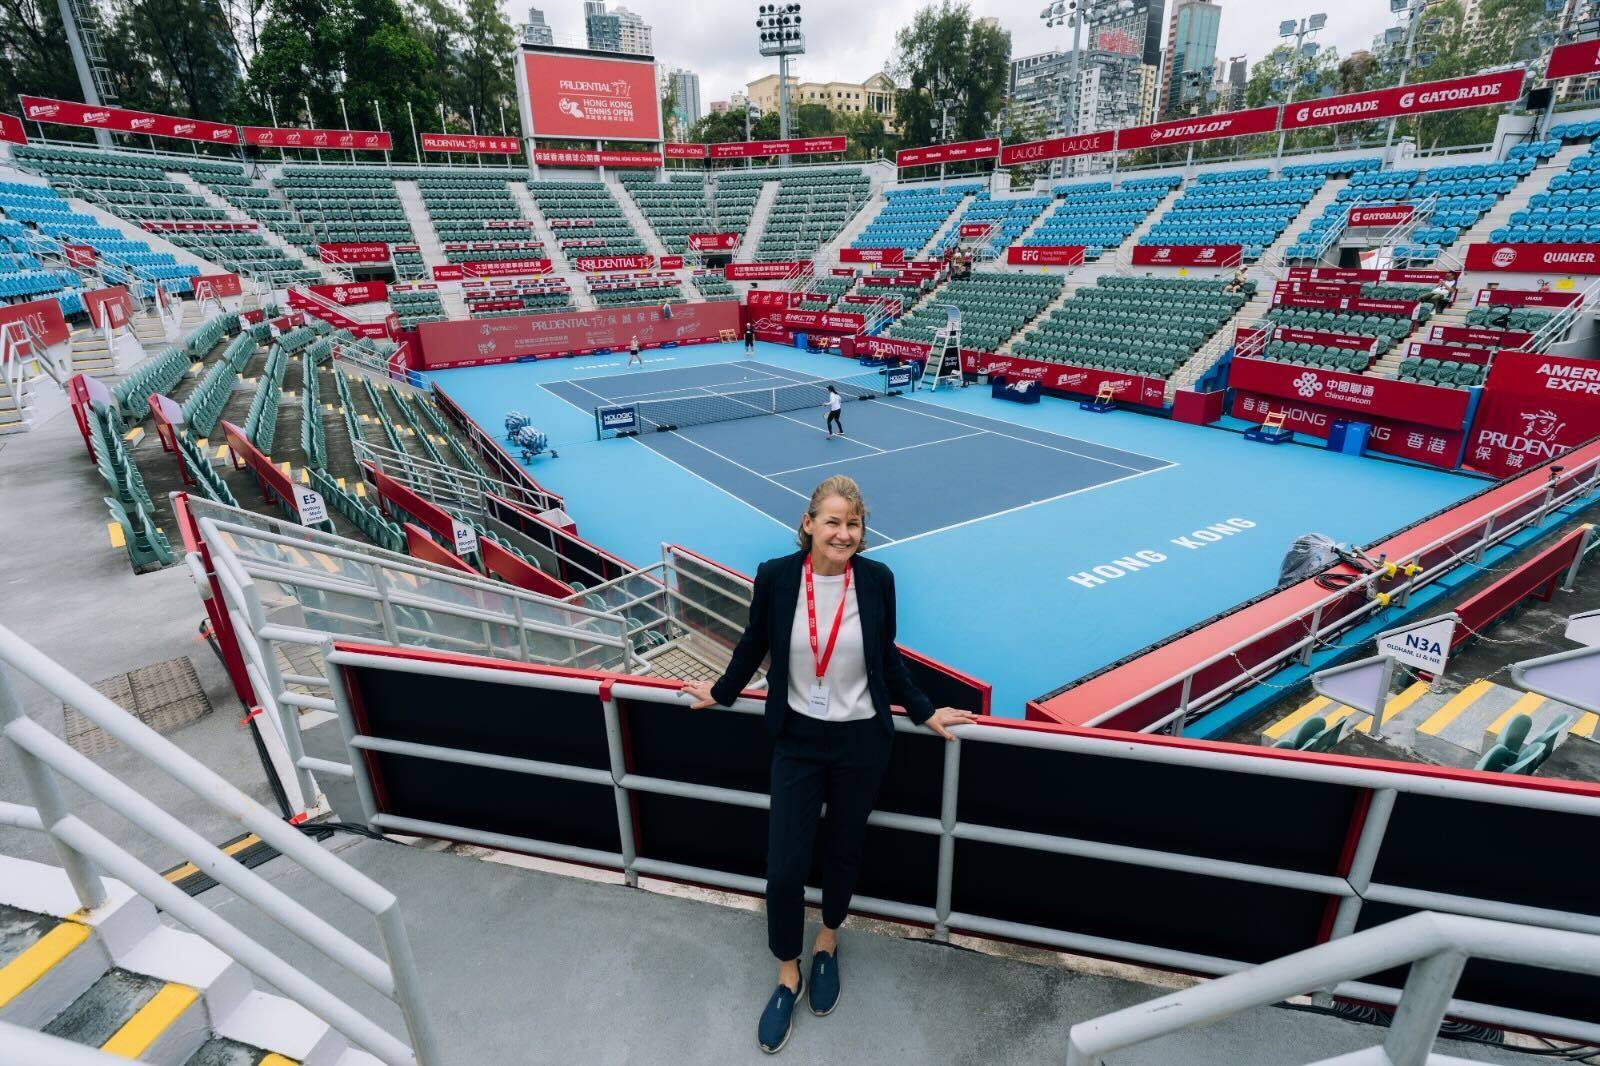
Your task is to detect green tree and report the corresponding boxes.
[841,107,896,161]
[992,101,1049,187]
[109,0,241,120]
[454,0,515,134]
[888,1,1012,149]
[689,107,752,144]
[0,0,85,122]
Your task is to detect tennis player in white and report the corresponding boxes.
[824,385,843,438]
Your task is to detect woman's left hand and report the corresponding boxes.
[924,707,977,740]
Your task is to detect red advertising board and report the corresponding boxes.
[1274,326,1377,352]
[1428,324,1532,348]
[1282,280,1365,298]
[663,142,707,159]
[0,297,69,349]
[431,265,465,282]
[831,267,856,277]
[839,247,905,264]
[746,290,797,310]
[779,310,864,333]
[659,255,684,270]
[463,259,553,278]
[418,301,740,367]
[1287,267,1453,284]
[193,274,242,299]
[308,281,388,305]
[420,133,520,154]
[1228,356,1471,468]
[857,336,934,363]
[521,52,660,141]
[532,149,661,168]
[688,232,740,251]
[708,137,848,159]
[1465,243,1600,274]
[962,351,1168,406]
[243,126,391,150]
[896,138,1001,168]
[1475,287,1580,308]
[19,96,239,143]
[1466,350,1600,476]
[725,262,809,281]
[839,294,900,314]
[573,255,653,272]
[1281,70,1525,130]
[1115,107,1277,151]
[143,221,258,232]
[1405,340,1492,364]
[318,242,390,264]
[1272,292,1420,317]
[999,131,1115,167]
[1006,245,1085,266]
[0,112,25,146]
[83,287,132,330]
[1547,38,1600,79]
[62,244,97,268]
[1131,244,1243,267]
[1349,205,1413,227]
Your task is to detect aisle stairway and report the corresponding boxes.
[168,172,331,283]
[392,181,445,265]
[736,181,779,260]
[607,176,668,257]
[918,193,979,258]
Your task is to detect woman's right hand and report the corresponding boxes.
[680,680,716,709]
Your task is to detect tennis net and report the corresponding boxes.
[595,366,914,439]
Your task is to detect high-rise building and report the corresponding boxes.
[1008,0,1151,148]
[523,6,554,46]
[1160,0,1222,117]
[668,68,702,132]
[584,0,652,55]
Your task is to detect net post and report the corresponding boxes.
[595,407,603,441]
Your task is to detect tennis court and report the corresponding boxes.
[428,341,1484,713]
[541,360,1174,544]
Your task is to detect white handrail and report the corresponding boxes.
[1513,273,1600,355]
[1065,912,1600,1066]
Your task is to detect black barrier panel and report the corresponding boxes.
[631,793,939,910]
[1352,901,1600,1027]
[347,665,620,854]
[958,739,1357,875]
[901,657,987,715]
[1374,792,1600,917]
[486,496,630,586]
[951,838,1327,964]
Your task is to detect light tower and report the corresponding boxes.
[756,3,805,165]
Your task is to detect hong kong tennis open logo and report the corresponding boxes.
[1293,372,1323,398]
[1491,246,1517,268]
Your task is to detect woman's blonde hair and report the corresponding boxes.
[797,475,868,552]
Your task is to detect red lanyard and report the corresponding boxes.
[803,556,851,680]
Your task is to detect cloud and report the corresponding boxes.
[517,0,1390,107]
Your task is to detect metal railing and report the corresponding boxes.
[1064,912,1600,1066]
[1512,273,1600,355]
[187,499,638,808]
[1087,447,1600,734]
[0,623,438,1066]
[353,436,514,520]
[318,643,1600,1045]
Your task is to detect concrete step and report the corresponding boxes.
[41,967,209,1065]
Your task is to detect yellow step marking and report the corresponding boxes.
[101,983,198,1057]
[260,1056,299,1066]
[162,833,262,885]
[1484,691,1546,740]
[195,437,207,450]
[279,461,291,474]
[0,922,91,1008]
[1354,681,1431,735]
[315,551,340,574]
[107,522,126,549]
[214,445,229,461]
[122,427,144,444]
[336,477,346,489]
[1574,712,1599,739]
[1417,679,1495,737]
[1263,696,1330,742]
[299,469,310,485]
[354,483,367,498]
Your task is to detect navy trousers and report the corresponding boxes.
[765,710,892,961]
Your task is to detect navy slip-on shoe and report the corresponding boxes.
[758,976,803,1054]
[808,949,841,1016]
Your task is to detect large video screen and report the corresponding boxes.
[521,51,660,141]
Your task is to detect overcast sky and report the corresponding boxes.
[517,0,1395,105]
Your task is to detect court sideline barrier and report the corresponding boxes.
[1452,524,1593,649]
[1032,436,1600,734]
[321,639,1600,1044]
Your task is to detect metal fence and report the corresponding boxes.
[0,623,437,1066]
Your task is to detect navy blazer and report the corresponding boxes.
[710,550,936,736]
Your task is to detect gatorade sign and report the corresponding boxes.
[1377,614,1458,674]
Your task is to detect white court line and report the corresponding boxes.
[873,462,1177,550]
[665,430,896,542]
[766,432,985,476]
[625,436,797,535]
[598,372,794,403]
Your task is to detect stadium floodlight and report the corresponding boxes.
[1308,13,1328,30]
[755,2,804,159]
[1279,19,1298,35]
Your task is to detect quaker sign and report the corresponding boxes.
[1131,245,1243,267]
[999,131,1115,167]
[1466,350,1600,477]
[1006,246,1086,266]
[318,242,390,264]
[1115,107,1277,151]
[896,138,1000,168]
[1465,243,1600,274]
[1349,205,1414,227]
[1280,70,1524,130]
[839,248,904,264]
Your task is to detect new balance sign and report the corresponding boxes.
[1131,245,1243,267]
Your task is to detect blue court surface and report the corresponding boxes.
[428,341,1486,715]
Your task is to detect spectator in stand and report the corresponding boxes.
[1537,279,1552,292]
[1428,278,1457,311]
[1227,266,1248,293]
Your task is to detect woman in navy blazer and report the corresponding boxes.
[682,475,972,1054]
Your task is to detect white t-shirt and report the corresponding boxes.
[787,572,874,722]
[828,392,842,413]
